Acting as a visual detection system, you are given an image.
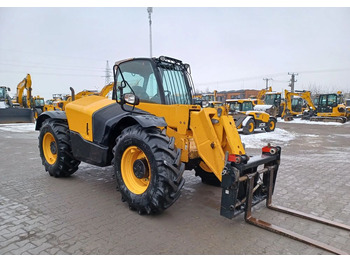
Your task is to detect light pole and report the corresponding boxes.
[147,7,153,58]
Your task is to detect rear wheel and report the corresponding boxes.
[38,119,80,177]
[265,118,276,132]
[243,118,255,135]
[113,125,185,214]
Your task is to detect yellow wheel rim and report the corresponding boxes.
[121,146,151,195]
[269,120,275,130]
[43,132,57,165]
[249,122,254,132]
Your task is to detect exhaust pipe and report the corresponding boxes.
[70,87,75,101]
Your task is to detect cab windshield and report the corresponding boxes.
[242,101,253,111]
[116,59,192,105]
[228,102,241,111]
[35,99,45,107]
[265,94,281,106]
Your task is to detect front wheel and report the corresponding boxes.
[113,125,185,215]
[265,118,276,132]
[243,118,255,135]
[38,119,80,177]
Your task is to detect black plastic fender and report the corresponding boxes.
[35,111,67,130]
[92,103,167,146]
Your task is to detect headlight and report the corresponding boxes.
[201,101,209,108]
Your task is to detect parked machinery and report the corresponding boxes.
[254,89,281,117]
[310,91,348,123]
[35,56,350,254]
[0,75,34,123]
[44,93,71,112]
[256,86,272,105]
[31,96,46,119]
[226,98,277,134]
[36,56,281,217]
[281,90,316,120]
[12,74,33,109]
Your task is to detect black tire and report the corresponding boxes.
[38,119,80,177]
[113,125,185,215]
[265,118,277,132]
[194,164,221,187]
[243,118,255,135]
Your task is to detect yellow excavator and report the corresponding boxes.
[0,75,34,123]
[1,85,33,123]
[35,56,350,254]
[12,74,33,109]
[281,90,316,120]
[310,91,348,123]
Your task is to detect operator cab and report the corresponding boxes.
[226,99,254,113]
[113,56,193,106]
[317,93,342,113]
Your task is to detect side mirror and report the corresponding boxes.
[7,87,11,92]
[122,93,140,106]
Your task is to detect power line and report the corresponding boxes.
[196,68,350,87]
[196,72,287,86]
[0,70,102,78]
[0,47,106,62]
[0,62,105,72]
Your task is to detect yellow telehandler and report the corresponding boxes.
[35,56,350,254]
[226,98,277,134]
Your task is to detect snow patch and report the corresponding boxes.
[241,128,296,149]
[0,123,36,132]
[278,118,347,126]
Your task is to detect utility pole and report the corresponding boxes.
[288,72,298,92]
[263,78,273,89]
[105,60,112,86]
[147,7,153,58]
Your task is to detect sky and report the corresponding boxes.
[1,1,350,99]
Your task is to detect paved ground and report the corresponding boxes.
[0,120,349,255]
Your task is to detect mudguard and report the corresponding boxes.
[242,115,253,126]
[92,103,167,145]
[35,111,67,130]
